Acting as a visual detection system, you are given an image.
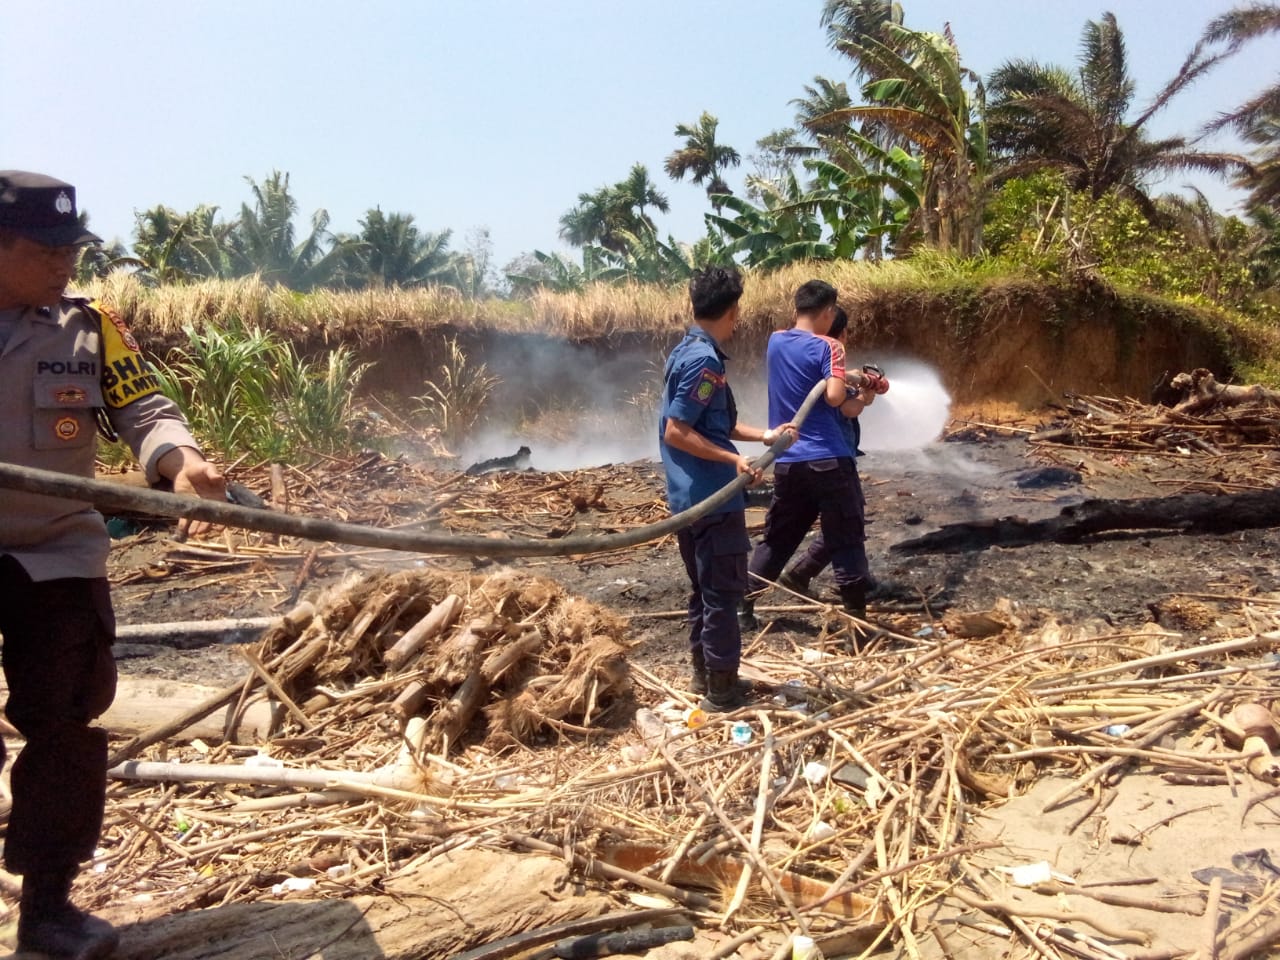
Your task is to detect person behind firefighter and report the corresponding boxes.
[775,305,876,599]
[0,170,226,959]
[659,266,795,712]
[741,281,877,642]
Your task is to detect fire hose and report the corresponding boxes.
[0,380,831,560]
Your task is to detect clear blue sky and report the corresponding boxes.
[4,1,1278,273]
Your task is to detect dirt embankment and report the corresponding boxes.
[338,280,1244,416]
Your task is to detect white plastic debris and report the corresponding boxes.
[802,761,830,785]
[271,877,317,895]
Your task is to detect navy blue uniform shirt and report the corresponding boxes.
[658,327,744,515]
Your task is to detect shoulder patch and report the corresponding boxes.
[690,367,725,405]
[92,300,162,408]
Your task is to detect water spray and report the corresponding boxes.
[857,359,952,451]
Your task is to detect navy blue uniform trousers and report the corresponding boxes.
[0,555,116,875]
[749,458,871,590]
[677,511,750,671]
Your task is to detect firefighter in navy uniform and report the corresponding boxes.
[0,171,225,959]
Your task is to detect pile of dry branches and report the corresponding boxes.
[61,566,1280,959]
[1031,369,1280,458]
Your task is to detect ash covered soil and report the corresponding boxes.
[106,431,1279,686]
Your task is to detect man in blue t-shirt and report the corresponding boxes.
[778,306,876,596]
[660,266,795,711]
[743,281,878,642]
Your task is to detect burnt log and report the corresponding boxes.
[892,487,1280,554]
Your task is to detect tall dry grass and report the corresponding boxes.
[76,263,924,345]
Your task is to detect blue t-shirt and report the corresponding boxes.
[766,328,852,462]
[658,327,744,515]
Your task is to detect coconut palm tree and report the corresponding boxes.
[559,165,669,253]
[1199,3,1280,209]
[820,0,905,73]
[1200,3,1280,136]
[664,112,741,209]
[791,78,855,143]
[133,204,235,283]
[617,164,670,222]
[987,13,1244,218]
[230,171,349,290]
[351,207,465,289]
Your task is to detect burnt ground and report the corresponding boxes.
[105,430,1280,690]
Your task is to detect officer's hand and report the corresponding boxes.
[158,447,227,537]
[735,455,764,487]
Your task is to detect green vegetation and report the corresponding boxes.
[150,319,371,463]
[411,337,502,449]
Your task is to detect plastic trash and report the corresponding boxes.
[684,708,707,729]
[802,761,829,785]
[731,721,753,745]
[634,708,668,746]
[1104,724,1131,737]
[792,934,825,959]
[271,877,316,895]
[807,821,837,842]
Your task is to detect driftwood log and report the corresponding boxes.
[1166,368,1280,417]
[893,487,1280,554]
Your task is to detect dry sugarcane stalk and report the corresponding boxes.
[1041,693,1223,812]
[505,832,713,909]
[1030,882,1205,915]
[1202,875,1224,960]
[951,888,1151,945]
[106,605,320,766]
[658,740,809,931]
[722,710,775,925]
[383,593,465,669]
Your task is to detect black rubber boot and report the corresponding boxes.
[737,597,758,632]
[689,646,708,696]
[700,668,750,713]
[778,568,815,599]
[840,584,887,653]
[18,867,119,960]
[839,583,868,621]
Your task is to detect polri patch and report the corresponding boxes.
[54,416,81,441]
[691,367,725,405]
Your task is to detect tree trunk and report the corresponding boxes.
[892,487,1280,554]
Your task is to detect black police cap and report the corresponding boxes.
[0,170,101,247]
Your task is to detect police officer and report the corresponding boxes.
[0,171,225,959]
[659,266,794,712]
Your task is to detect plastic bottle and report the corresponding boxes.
[634,708,668,746]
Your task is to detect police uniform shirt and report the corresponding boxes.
[0,297,199,581]
[658,326,745,515]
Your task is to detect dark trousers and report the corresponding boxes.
[790,465,869,583]
[749,458,870,590]
[677,511,750,672]
[0,556,117,875]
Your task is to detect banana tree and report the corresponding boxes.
[822,23,990,256]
